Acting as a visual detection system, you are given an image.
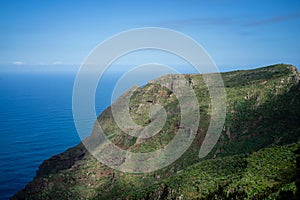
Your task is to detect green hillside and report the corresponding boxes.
[12,64,300,200]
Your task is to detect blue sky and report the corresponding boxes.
[1,0,300,70]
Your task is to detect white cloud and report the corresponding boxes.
[53,61,63,65]
[13,61,25,65]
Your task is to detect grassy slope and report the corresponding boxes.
[12,64,300,200]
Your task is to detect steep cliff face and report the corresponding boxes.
[12,64,300,199]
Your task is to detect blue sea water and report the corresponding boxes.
[0,72,78,199]
[0,68,121,199]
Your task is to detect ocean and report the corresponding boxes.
[0,68,121,199]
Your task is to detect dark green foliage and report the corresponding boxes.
[113,143,298,200]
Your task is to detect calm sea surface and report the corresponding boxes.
[0,70,119,199]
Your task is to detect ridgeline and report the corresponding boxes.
[12,64,300,200]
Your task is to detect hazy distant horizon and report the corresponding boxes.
[2,62,298,74]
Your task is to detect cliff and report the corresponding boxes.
[12,64,300,199]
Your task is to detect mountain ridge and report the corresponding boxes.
[12,64,300,199]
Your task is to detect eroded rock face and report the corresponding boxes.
[12,64,300,200]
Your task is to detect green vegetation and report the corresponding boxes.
[12,64,300,200]
[118,143,299,200]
